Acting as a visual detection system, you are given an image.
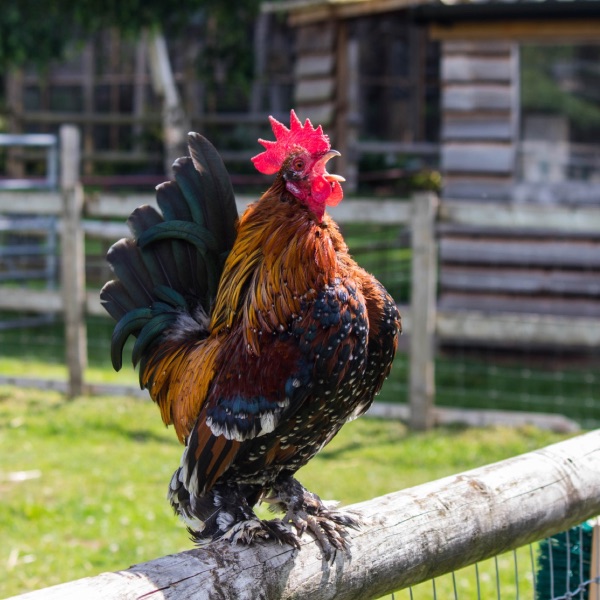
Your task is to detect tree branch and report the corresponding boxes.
[146,27,189,175]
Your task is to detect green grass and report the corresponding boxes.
[374,352,600,429]
[0,386,572,598]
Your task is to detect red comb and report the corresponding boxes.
[251,110,331,175]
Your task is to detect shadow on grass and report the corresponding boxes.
[316,420,472,462]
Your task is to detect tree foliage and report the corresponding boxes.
[0,3,68,69]
[0,0,260,70]
[199,4,260,111]
[521,45,600,134]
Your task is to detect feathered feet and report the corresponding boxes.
[170,470,359,560]
[265,476,362,560]
[169,474,301,549]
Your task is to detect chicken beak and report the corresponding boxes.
[320,150,346,183]
[323,149,341,161]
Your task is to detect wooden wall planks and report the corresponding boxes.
[440,39,519,200]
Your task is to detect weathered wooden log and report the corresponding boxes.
[9,430,600,600]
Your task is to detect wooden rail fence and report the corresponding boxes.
[1,125,599,431]
[7,429,600,599]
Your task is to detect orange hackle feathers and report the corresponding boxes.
[143,337,222,443]
[210,189,343,356]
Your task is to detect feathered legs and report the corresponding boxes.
[266,475,362,560]
[168,471,299,548]
[169,468,359,558]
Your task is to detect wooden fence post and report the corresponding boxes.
[60,125,87,398]
[409,191,438,430]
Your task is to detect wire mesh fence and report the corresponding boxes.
[434,346,600,430]
[345,218,600,430]
[387,521,599,600]
[1,204,600,429]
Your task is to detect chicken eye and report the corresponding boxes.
[293,158,305,171]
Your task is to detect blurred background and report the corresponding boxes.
[1,0,598,428]
[1,0,599,597]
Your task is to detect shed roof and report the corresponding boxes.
[421,0,600,41]
[416,0,600,22]
[262,0,431,25]
[263,0,600,27]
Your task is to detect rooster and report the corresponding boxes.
[101,110,401,558]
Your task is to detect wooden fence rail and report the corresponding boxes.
[7,429,600,600]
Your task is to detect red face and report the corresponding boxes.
[251,110,345,220]
[282,148,344,220]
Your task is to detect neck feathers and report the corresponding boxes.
[210,191,346,354]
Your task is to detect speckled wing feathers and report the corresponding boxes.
[181,272,373,495]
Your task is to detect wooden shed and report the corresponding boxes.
[420,0,600,204]
[261,0,441,192]
[274,0,600,343]
[272,0,600,201]
[419,1,600,333]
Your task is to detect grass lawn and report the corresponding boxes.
[0,385,573,599]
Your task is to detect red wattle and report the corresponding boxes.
[326,181,344,206]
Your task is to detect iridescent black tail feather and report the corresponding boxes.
[100,133,238,380]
